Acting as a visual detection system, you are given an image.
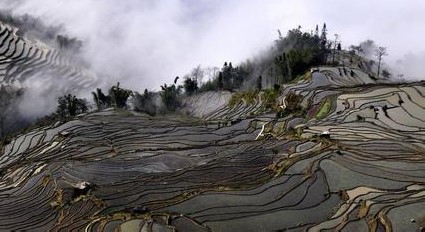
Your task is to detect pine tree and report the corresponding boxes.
[320,23,327,47]
[320,23,327,40]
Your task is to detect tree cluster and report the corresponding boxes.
[133,89,157,116]
[160,83,182,111]
[56,94,88,118]
[109,83,132,108]
[217,62,250,91]
[56,35,83,52]
[92,82,132,110]
[274,24,329,82]
[195,24,331,92]
[183,77,198,96]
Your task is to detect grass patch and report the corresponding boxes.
[263,84,281,110]
[291,70,313,84]
[276,91,304,118]
[316,98,331,119]
[228,90,258,108]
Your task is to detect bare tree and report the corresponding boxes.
[204,66,220,81]
[190,65,204,85]
[375,46,388,78]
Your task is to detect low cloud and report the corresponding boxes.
[1,0,424,92]
[392,52,425,80]
[17,73,85,119]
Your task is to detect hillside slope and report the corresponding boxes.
[0,20,99,135]
[1,63,424,231]
[0,21,97,89]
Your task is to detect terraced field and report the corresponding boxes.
[1,63,425,232]
[0,21,97,91]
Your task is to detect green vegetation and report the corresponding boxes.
[160,83,182,111]
[198,62,251,92]
[92,83,132,110]
[228,90,258,108]
[263,84,281,110]
[199,78,219,92]
[316,98,331,119]
[292,70,312,84]
[221,62,249,91]
[109,83,132,108]
[133,89,157,116]
[183,77,198,96]
[92,88,110,110]
[56,94,88,118]
[276,91,304,118]
[274,24,329,81]
[193,24,331,92]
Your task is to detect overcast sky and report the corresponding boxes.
[3,0,425,90]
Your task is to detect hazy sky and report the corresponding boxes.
[3,0,425,90]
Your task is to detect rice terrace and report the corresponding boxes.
[0,1,425,231]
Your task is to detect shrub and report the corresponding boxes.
[228,90,258,108]
[92,88,111,110]
[92,83,132,110]
[160,84,182,111]
[133,89,157,116]
[199,79,219,92]
[263,88,280,110]
[109,82,132,108]
[56,94,88,118]
[276,91,303,118]
[183,77,198,96]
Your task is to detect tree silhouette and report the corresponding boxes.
[133,89,157,116]
[218,72,224,90]
[92,88,110,110]
[56,94,88,118]
[160,83,182,111]
[109,82,132,108]
[375,46,388,78]
[320,23,327,46]
[183,77,198,96]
